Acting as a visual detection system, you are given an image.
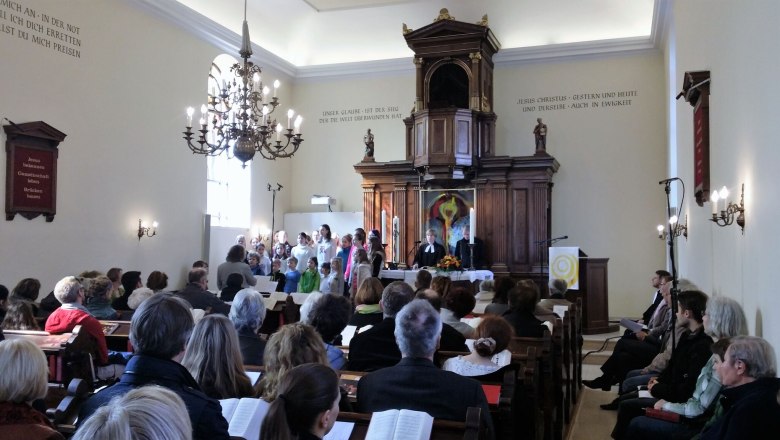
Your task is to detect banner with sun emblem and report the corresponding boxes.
[549,247,579,289]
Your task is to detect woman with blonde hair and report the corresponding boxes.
[348,277,384,328]
[0,339,64,439]
[257,323,329,401]
[71,385,192,440]
[181,314,254,399]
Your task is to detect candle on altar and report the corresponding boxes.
[469,208,476,245]
[381,210,387,243]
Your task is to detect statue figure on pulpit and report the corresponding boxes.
[363,128,375,161]
[533,118,548,153]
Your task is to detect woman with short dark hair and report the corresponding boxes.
[216,245,257,290]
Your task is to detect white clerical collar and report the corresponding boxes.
[427,244,435,252]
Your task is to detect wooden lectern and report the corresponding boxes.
[566,251,616,335]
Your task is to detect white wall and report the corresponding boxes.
[670,0,780,349]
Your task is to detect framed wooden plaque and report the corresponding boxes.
[681,71,711,206]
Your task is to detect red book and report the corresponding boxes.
[481,384,501,406]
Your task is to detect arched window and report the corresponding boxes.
[206,54,250,228]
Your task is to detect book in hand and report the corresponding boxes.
[219,397,270,440]
[620,318,647,334]
[365,409,434,440]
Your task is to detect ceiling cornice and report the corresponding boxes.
[127,0,667,80]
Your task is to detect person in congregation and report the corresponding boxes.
[127,286,154,310]
[83,275,119,320]
[0,338,64,440]
[318,262,338,294]
[181,314,254,399]
[300,292,325,325]
[414,269,433,293]
[284,257,302,293]
[413,228,446,268]
[0,284,8,322]
[45,276,109,365]
[229,288,267,366]
[9,277,41,316]
[219,273,244,302]
[192,260,209,272]
[270,258,287,292]
[443,315,515,381]
[300,257,321,293]
[430,275,452,300]
[348,277,384,328]
[698,336,780,440]
[538,278,572,313]
[175,268,230,315]
[78,293,230,440]
[441,287,477,338]
[623,296,749,437]
[356,299,494,437]
[2,301,40,330]
[146,270,169,293]
[112,271,142,311]
[310,294,352,370]
[291,232,317,274]
[347,281,416,371]
[484,277,515,316]
[453,225,486,269]
[414,289,470,354]
[257,323,330,401]
[72,386,192,440]
[260,363,342,440]
[611,290,712,439]
[502,283,548,338]
[217,245,257,290]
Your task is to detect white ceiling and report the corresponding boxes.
[173,0,658,67]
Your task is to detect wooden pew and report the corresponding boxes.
[4,325,96,387]
[337,406,485,440]
[100,320,131,352]
[47,378,91,436]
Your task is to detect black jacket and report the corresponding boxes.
[175,283,230,315]
[651,327,713,402]
[238,328,265,366]
[701,377,780,440]
[454,237,486,269]
[78,355,230,440]
[413,242,446,267]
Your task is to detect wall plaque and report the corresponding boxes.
[4,121,65,221]
[680,71,711,206]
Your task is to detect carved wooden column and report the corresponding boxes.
[491,181,509,273]
[532,181,552,291]
[414,57,424,111]
[362,183,376,232]
[469,52,481,111]
[474,179,489,266]
[393,184,408,267]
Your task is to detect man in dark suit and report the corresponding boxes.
[413,228,446,268]
[453,226,486,269]
[174,268,230,316]
[356,299,493,438]
[641,270,671,324]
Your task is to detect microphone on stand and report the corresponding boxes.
[659,177,681,185]
[414,241,422,244]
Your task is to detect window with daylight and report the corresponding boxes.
[206,55,250,228]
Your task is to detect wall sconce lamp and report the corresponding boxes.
[710,184,746,234]
[137,219,158,241]
[657,215,688,240]
[253,226,272,243]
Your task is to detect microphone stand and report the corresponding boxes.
[407,242,421,269]
[662,180,681,365]
[534,236,567,296]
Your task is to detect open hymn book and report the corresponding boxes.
[219,397,269,440]
[365,409,434,440]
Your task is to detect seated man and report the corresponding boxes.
[347,281,415,372]
[78,293,230,440]
[356,299,493,437]
[175,268,230,315]
[416,288,470,353]
[45,276,109,365]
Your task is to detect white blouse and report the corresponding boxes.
[441,350,512,377]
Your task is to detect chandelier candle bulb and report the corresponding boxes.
[710,190,719,215]
[186,107,194,127]
[719,186,729,213]
[275,123,282,141]
[294,116,302,133]
[273,80,280,97]
[469,208,476,245]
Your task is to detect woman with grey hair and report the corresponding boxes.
[229,289,267,365]
[624,295,748,438]
[72,385,192,440]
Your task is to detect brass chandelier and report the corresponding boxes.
[183,0,303,167]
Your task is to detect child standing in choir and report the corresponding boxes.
[319,262,338,294]
[300,257,321,293]
[291,232,316,274]
[316,224,336,274]
[269,259,286,292]
[284,257,301,293]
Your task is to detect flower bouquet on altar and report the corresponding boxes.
[437,255,461,272]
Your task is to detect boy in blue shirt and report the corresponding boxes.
[284,257,301,293]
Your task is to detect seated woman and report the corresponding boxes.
[229,289,267,366]
[181,314,254,400]
[127,287,154,310]
[442,315,514,382]
[484,277,515,316]
[257,323,330,401]
[430,276,452,300]
[1,301,40,330]
[503,283,547,338]
[146,270,168,293]
[441,287,477,338]
[219,273,244,302]
[85,276,119,320]
[0,338,64,439]
[45,276,109,365]
[310,294,352,370]
[9,277,41,317]
[260,363,341,440]
[71,385,192,440]
[348,277,384,329]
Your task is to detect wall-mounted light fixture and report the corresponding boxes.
[710,184,745,234]
[137,219,158,241]
[252,226,272,243]
[657,215,688,241]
